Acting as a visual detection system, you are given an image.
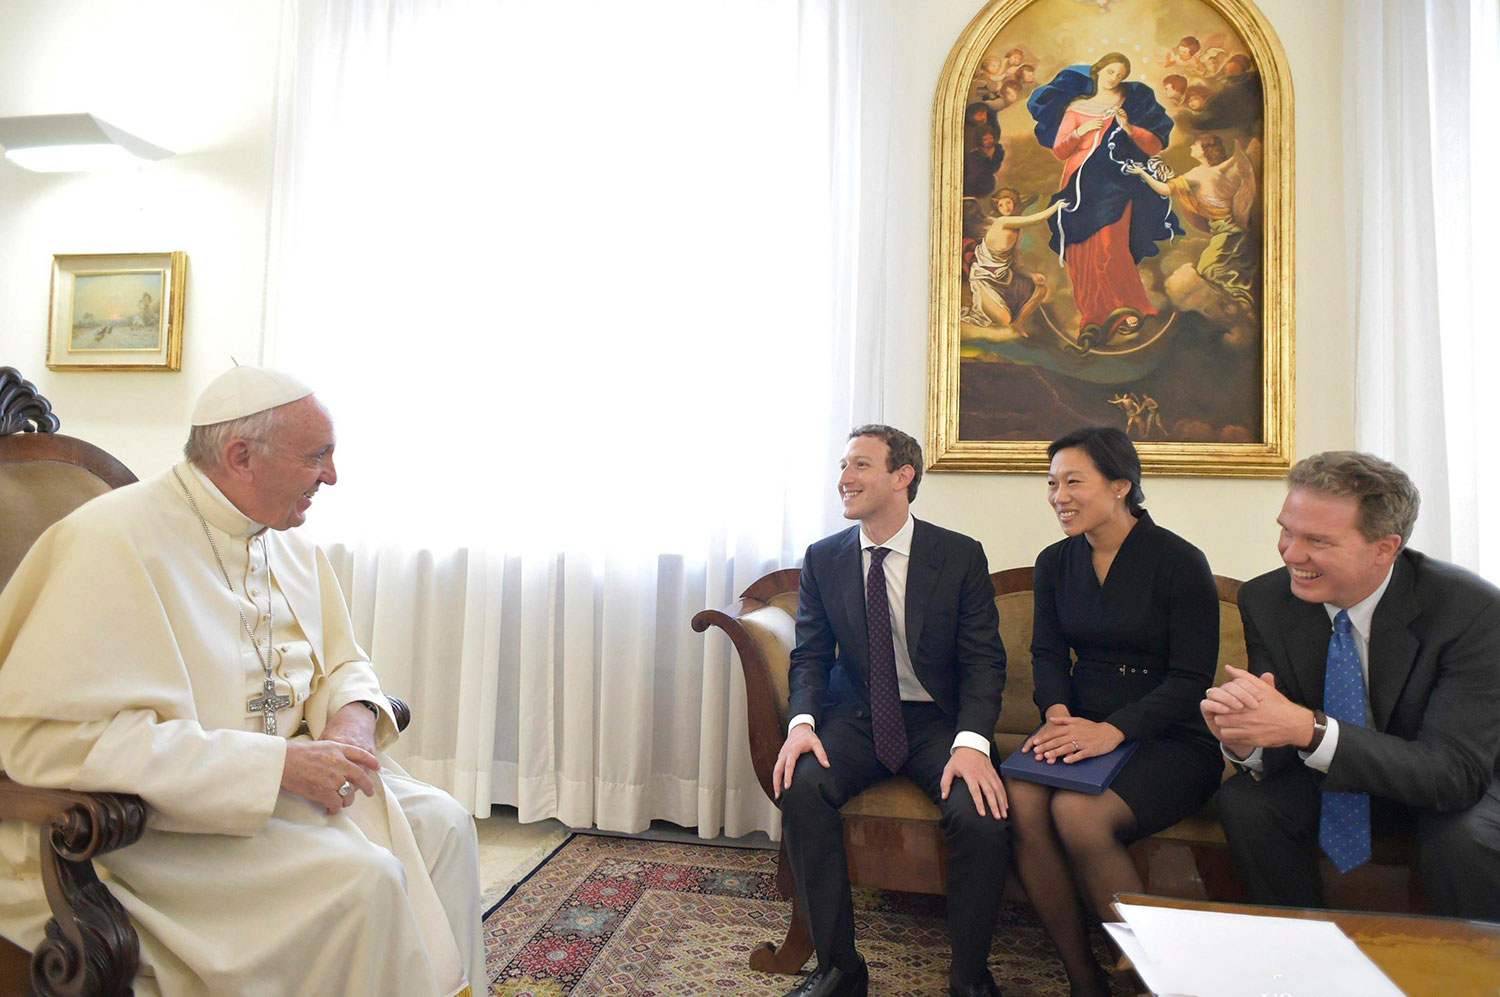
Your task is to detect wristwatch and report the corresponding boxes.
[358,699,380,718]
[1305,709,1329,753]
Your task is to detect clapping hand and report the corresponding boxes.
[1201,666,1316,753]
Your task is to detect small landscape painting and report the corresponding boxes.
[69,271,166,351]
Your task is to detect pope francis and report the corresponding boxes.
[0,367,484,996]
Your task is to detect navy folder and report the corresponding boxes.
[999,726,1139,795]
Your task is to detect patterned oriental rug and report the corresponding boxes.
[483,834,1128,996]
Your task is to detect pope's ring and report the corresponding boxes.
[337,780,353,798]
[1070,740,1081,753]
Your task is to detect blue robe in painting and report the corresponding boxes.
[1027,67,1183,262]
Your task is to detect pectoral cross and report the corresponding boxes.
[248,676,292,736]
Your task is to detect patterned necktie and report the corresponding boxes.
[1319,609,1372,873]
[865,547,908,773]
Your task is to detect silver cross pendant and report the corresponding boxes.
[248,677,292,736]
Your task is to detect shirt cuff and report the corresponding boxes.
[1299,716,1339,772]
[788,713,815,735]
[951,730,992,755]
[1223,743,1265,773]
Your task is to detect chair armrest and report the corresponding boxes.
[0,775,146,996]
[387,695,411,733]
[693,600,788,802]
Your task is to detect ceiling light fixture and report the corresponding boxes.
[0,113,173,173]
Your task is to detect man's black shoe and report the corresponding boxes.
[782,956,869,997]
[949,970,1001,997]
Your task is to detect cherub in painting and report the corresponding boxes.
[973,54,1008,101]
[1162,35,1205,76]
[1028,52,1182,346]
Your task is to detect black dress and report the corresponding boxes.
[1031,510,1223,836]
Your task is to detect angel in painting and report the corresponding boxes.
[1125,133,1259,344]
[1028,52,1182,346]
[964,188,1067,332]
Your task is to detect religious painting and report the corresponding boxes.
[47,252,187,371]
[927,0,1292,476]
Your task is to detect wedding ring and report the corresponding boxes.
[337,780,353,798]
[1071,740,1081,753]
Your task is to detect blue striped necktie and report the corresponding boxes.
[1319,609,1372,873]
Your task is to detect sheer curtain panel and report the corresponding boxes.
[263,0,895,836]
[1346,0,1500,579]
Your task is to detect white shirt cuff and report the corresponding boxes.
[1299,716,1339,772]
[1223,742,1265,772]
[788,714,815,735]
[951,730,991,755]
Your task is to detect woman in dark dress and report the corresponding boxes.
[1005,427,1222,997]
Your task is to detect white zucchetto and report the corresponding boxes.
[190,365,314,427]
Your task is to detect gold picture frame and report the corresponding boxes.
[46,252,187,371]
[927,0,1293,477]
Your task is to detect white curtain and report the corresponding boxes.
[263,0,895,836]
[1347,0,1500,579]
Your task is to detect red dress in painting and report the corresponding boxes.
[1051,108,1162,330]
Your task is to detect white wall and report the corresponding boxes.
[0,0,281,476]
[0,0,1347,583]
[886,0,1350,583]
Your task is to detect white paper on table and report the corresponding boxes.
[1115,903,1407,997]
[1101,922,1191,997]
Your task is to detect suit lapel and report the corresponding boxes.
[835,527,870,673]
[904,518,942,660]
[1278,588,1332,710]
[1367,554,1421,731]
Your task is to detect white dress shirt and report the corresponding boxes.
[790,515,991,756]
[1228,566,1394,773]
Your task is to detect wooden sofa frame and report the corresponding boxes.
[693,565,1420,974]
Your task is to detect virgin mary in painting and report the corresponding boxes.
[1028,53,1181,346]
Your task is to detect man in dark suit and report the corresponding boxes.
[1202,451,1500,919]
[773,424,1009,997]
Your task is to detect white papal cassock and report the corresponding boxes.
[0,463,484,996]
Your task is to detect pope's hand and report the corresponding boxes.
[283,739,380,814]
[321,700,378,756]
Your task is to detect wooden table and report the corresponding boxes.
[1113,892,1500,997]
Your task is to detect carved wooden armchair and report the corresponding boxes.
[0,368,410,995]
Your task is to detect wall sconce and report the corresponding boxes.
[0,113,173,173]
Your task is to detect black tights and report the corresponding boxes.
[1006,778,1140,997]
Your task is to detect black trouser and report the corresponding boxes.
[1218,766,1500,921]
[779,702,1011,986]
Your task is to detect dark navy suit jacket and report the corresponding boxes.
[786,518,1007,739]
[1241,548,1500,812]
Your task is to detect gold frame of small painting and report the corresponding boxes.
[46,252,187,371]
[927,0,1293,477]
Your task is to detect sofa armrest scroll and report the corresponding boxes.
[694,601,786,801]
